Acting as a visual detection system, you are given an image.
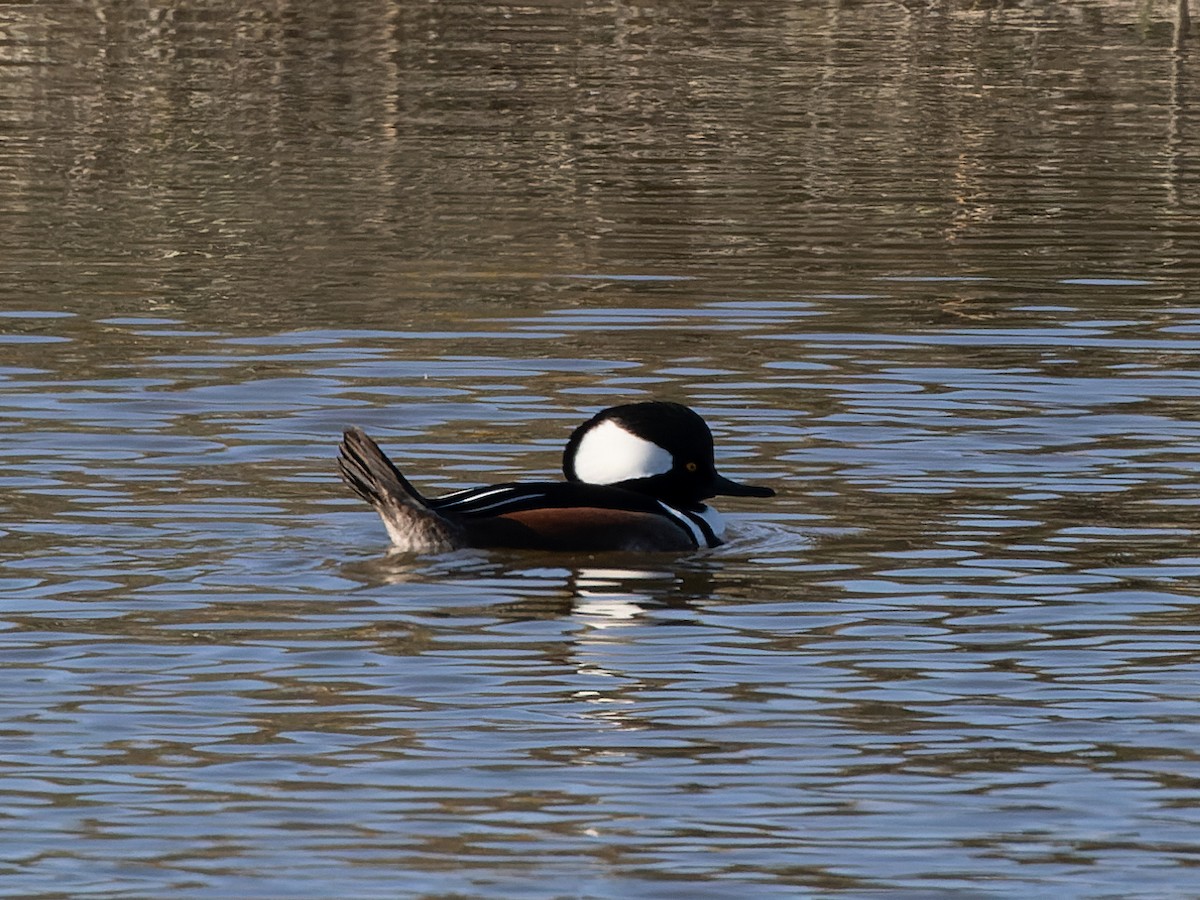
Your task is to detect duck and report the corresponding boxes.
[337,400,775,553]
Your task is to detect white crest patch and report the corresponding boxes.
[572,419,673,485]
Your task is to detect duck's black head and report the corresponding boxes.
[562,401,775,508]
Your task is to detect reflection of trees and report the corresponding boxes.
[0,1,1195,326]
[1167,0,1191,218]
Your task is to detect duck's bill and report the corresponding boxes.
[712,473,775,498]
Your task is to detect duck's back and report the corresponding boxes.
[431,482,718,551]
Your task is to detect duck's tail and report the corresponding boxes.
[337,427,465,552]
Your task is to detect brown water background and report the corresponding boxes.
[3,1,1200,895]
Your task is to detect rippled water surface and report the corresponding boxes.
[4,1,1200,895]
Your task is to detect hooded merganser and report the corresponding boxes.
[338,401,775,553]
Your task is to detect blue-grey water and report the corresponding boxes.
[3,1,1200,896]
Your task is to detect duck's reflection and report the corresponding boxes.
[343,548,727,608]
[572,568,653,628]
[340,549,767,732]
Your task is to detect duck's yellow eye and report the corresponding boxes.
[685,461,698,473]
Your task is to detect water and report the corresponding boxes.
[3,0,1200,895]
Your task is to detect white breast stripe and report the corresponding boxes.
[697,505,725,539]
[656,502,705,549]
